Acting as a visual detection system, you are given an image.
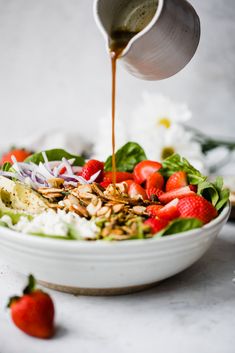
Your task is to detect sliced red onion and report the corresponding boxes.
[64,181,78,187]
[62,157,73,175]
[38,162,54,179]
[0,171,25,182]
[72,166,82,173]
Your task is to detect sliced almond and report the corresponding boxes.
[47,178,64,188]
[132,206,147,215]
[112,203,125,213]
[77,184,93,194]
[68,194,80,206]
[87,198,102,216]
[97,206,111,217]
[38,187,63,194]
[71,204,89,218]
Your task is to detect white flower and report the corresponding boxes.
[128,92,206,171]
[92,92,206,173]
[131,92,192,132]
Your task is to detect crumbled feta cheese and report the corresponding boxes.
[0,210,99,239]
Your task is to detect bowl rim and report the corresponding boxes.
[0,203,230,250]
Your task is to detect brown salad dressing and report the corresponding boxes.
[109,30,138,185]
[108,1,158,186]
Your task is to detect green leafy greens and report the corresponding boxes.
[25,149,85,166]
[104,142,147,172]
[161,154,230,211]
[156,218,203,237]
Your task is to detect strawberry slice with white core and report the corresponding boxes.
[156,198,180,221]
[159,186,196,204]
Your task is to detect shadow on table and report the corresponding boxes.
[100,235,235,307]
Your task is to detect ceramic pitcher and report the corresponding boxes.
[94,0,200,80]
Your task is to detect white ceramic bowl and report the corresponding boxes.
[0,204,230,295]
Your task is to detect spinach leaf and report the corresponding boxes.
[1,162,12,171]
[161,154,206,184]
[25,149,85,166]
[161,154,230,211]
[104,142,147,172]
[197,180,219,206]
[156,218,203,237]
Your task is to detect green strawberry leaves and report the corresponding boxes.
[23,274,37,294]
[7,274,36,308]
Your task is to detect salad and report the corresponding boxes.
[0,142,229,241]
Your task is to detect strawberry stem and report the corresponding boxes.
[7,295,20,308]
[23,274,36,294]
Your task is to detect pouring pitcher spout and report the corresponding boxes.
[94,0,200,80]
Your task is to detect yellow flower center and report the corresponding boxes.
[158,117,171,129]
[161,147,175,160]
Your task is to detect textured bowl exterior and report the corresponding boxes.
[0,205,230,293]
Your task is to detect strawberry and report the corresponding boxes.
[144,218,168,234]
[146,204,163,217]
[146,187,164,200]
[104,171,134,183]
[80,159,104,182]
[156,198,180,221]
[189,184,197,193]
[134,160,162,184]
[8,275,55,339]
[100,180,112,188]
[165,171,187,192]
[159,186,195,204]
[146,172,164,190]
[178,195,218,224]
[1,148,32,165]
[128,182,147,200]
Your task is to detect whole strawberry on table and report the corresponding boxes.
[7,275,55,339]
[0,142,230,240]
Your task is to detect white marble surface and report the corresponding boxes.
[0,0,234,150]
[0,222,234,353]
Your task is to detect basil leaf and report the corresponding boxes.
[156,218,203,237]
[104,142,147,172]
[25,149,85,166]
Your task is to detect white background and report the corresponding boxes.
[0,0,234,148]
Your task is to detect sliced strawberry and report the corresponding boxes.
[123,179,135,191]
[144,218,168,234]
[159,186,195,204]
[104,171,134,183]
[146,187,164,200]
[80,160,104,182]
[128,182,147,200]
[165,171,187,192]
[156,198,180,221]
[178,195,217,224]
[134,160,162,184]
[100,180,112,188]
[146,172,164,190]
[146,204,163,217]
